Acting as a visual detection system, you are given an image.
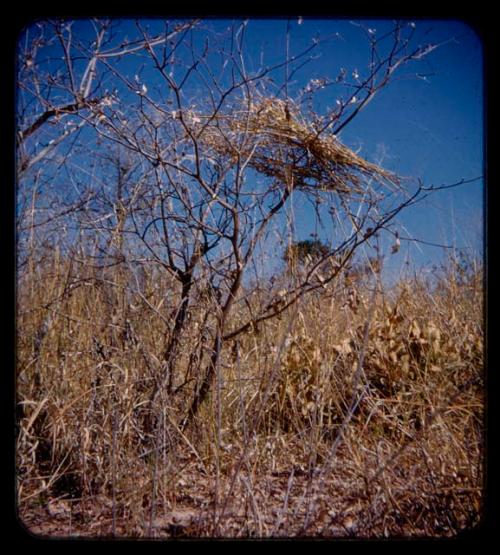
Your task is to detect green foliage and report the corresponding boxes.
[284,239,329,268]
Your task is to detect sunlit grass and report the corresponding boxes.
[16,249,483,538]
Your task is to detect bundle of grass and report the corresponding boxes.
[197,97,398,194]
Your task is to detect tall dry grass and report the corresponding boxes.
[16,247,484,538]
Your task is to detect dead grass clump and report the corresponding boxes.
[274,331,324,430]
[198,97,398,194]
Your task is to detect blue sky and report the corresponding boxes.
[18,18,484,279]
[239,18,484,275]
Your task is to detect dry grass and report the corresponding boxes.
[197,97,398,194]
[16,249,484,538]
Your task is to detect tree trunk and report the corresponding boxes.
[180,269,242,432]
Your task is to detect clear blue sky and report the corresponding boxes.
[18,18,484,278]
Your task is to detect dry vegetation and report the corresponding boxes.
[16,248,484,538]
[16,19,484,540]
[198,96,398,194]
